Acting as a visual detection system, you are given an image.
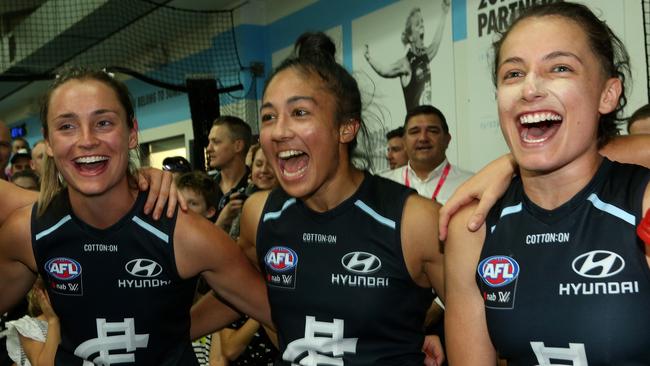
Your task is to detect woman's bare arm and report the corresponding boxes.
[599,134,650,169]
[0,180,37,225]
[445,202,496,365]
[175,210,272,329]
[0,206,37,314]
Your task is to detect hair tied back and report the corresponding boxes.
[294,32,336,63]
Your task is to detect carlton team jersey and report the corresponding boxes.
[31,190,199,366]
[403,49,431,112]
[257,173,434,366]
[478,159,650,365]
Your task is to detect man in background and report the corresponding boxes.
[385,126,408,170]
[382,104,472,204]
[9,149,32,177]
[206,116,252,231]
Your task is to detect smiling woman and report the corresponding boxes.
[444,3,650,365]
[38,70,139,218]
[190,32,446,366]
[254,31,446,365]
[0,66,272,366]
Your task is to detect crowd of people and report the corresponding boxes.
[0,2,650,365]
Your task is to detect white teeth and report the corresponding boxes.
[520,112,562,124]
[522,135,549,143]
[282,166,307,178]
[278,150,304,159]
[75,156,108,164]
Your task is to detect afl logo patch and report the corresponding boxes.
[264,246,298,289]
[478,256,519,287]
[45,257,82,280]
[264,246,298,272]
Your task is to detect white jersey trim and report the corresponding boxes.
[354,200,396,230]
[35,215,72,241]
[263,198,297,222]
[132,216,169,243]
[587,193,635,226]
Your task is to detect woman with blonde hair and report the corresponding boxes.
[0,67,270,365]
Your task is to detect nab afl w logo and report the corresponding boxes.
[46,257,84,296]
[572,250,624,278]
[265,246,298,272]
[264,246,298,289]
[45,257,82,280]
[125,259,162,278]
[478,256,519,287]
[341,252,381,274]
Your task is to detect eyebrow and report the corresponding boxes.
[499,56,525,69]
[499,51,584,69]
[260,95,317,112]
[92,109,119,116]
[53,109,119,120]
[543,51,584,65]
[287,95,316,105]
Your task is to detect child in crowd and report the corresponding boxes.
[5,277,60,366]
[176,171,219,220]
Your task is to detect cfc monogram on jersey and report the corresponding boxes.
[31,190,199,365]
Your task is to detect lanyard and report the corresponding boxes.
[404,162,451,201]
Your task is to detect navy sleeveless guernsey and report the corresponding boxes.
[403,49,431,112]
[31,190,198,365]
[478,159,650,365]
[257,173,434,366]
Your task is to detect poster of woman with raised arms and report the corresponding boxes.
[361,0,451,113]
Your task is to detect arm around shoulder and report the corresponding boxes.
[439,154,516,241]
[444,202,496,365]
[0,180,38,225]
[600,134,650,169]
[0,205,37,314]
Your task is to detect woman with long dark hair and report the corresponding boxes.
[444,3,650,364]
[193,31,446,366]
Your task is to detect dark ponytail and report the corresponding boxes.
[294,32,337,63]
